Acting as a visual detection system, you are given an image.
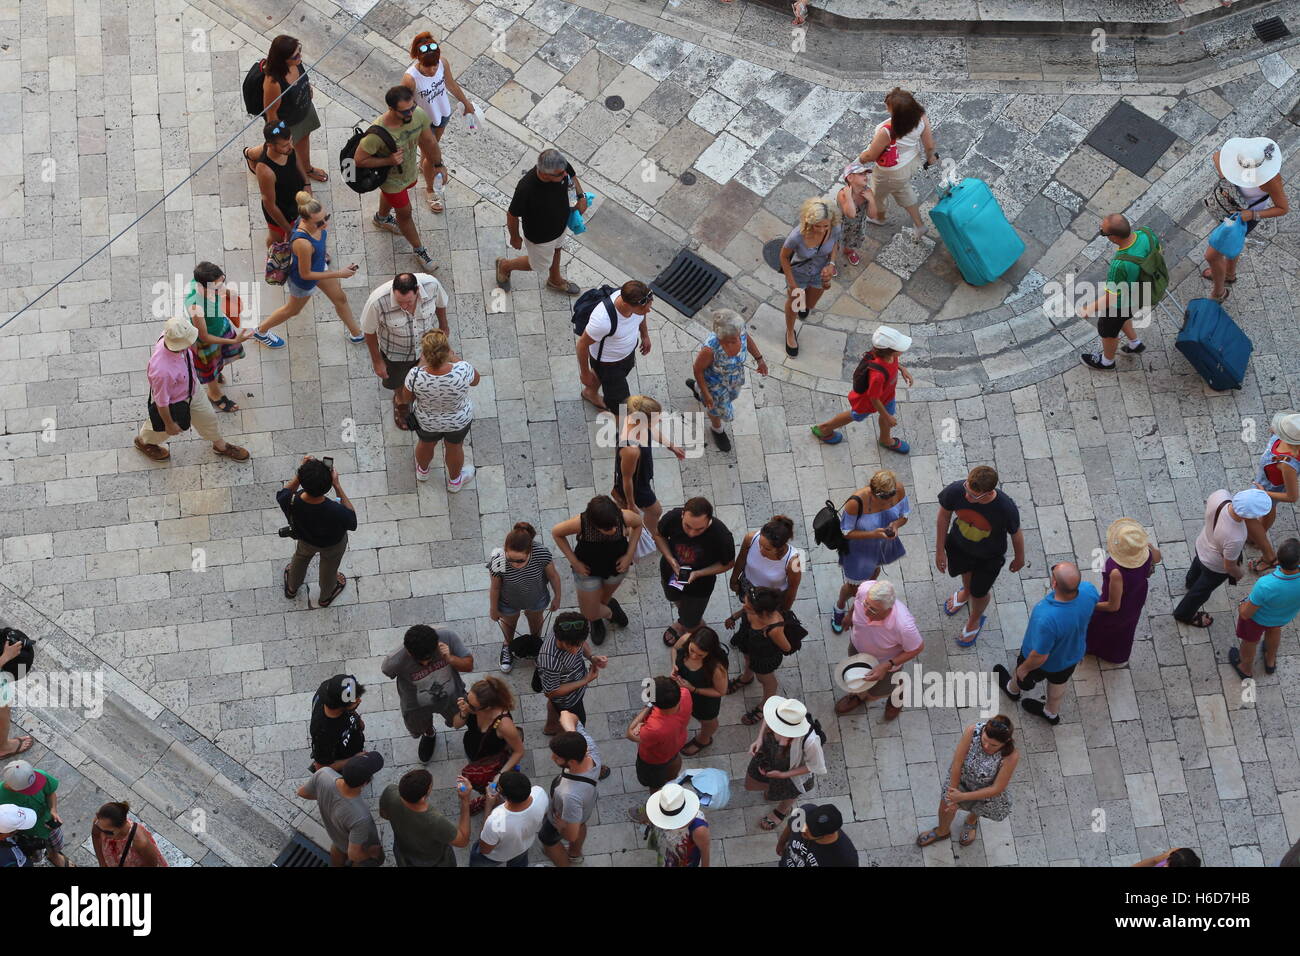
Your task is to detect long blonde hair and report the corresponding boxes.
[420,329,452,367]
[799,196,841,236]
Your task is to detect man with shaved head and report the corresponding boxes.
[994,561,1099,725]
[1077,213,1154,370]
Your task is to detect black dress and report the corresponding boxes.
[675,647,722,721]
[731,615,785,676]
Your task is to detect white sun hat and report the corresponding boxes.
[762,696,812,739]
[644,782,701,829]
[1219,137,1282,189]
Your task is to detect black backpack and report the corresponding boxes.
[242,60,267,116]
[571,285,620,361]
[813,495,862,555]
[852,354,888,395]
[339,124,399,194]
[805,716,828,745]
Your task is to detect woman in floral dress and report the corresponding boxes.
[686,308,767,453]
[917,717,1020,849]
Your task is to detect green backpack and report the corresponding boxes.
[1112,226,1169,312]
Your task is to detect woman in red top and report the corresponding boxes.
[811,326,913,452]
[91,802,169,868]
[628,676,692,793]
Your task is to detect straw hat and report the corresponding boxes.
[1105,518,1151,570]
[762,696,812,739]
[162,316,199,352]
[644,783,701,830]
[1271,410,1300,445]
[832,653,881,694]
[1219,137,1282,189]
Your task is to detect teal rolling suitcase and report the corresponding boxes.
[928,177,1025,285]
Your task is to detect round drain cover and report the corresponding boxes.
[680,171,696,186]
[762,238,784,273]
[604,95,625,111]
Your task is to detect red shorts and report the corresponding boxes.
[267,222,288,239]
[382,185,412,209]
[1236,616,1267,643]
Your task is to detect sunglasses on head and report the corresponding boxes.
[418,42,439,54]
[269,120,288,136]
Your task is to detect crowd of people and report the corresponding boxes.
[4,26,1300,870]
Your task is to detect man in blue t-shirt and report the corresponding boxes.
[1232,537,1300,679]
[994,562,1098,725]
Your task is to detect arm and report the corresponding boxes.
[1252,177,1288,219]
[506,212,523,248]
[450,779,472,848]
[190,304,242,347]
[782,562,802,611]
[364,333,387,379]
[91,827,107,867]
[934,506,951,571]
[1015,649,1049,681]
[354,140,401,169]
[626,706,651,742]
[1239,599,1259,622]
[292,238,350,282]
[694,824,711,868]
[920,116,939,165]
[858,126,891,165]
[494,716,526,778]
[488,574,502,621]
[616,445,638,511]
[1009,529,1026,572]
[730,532,754,593]
[638,314,651,356]
[1269,467,1300,505]
[545,560,562,611]
[745,336,768,376]
[545,667,598,701]
[576,331,597,386]
[779,244,797,289]
[570,173,588,213]
[1093,568,1125,613]
[262,75,281,123]
[946,725,973,793]
[332,473,356,515]
[551,517,588,574]
[959,750,1021,804]
[418,126,445,170]
[137,829,168,867]
[1134,849,1174,868]
[616,510,643,573]
[443,60,474,112]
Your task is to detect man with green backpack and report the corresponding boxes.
[1079,214,1168,370]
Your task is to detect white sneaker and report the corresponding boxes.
[415,463,429,482]
[905,226,930,241]
[447,464,475,493]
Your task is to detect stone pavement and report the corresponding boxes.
[3,0,1300,866]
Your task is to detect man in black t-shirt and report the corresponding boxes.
[777,803,859,867]
[277,456,358,607]
[309,674,367,772]
[495,148,587,295]
[935,465,1025,647]
[656,497,736,646]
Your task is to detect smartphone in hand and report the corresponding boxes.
[323,456,334,472]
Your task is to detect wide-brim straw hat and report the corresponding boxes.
[1271,410,1300,445]
[645,782,701,829]
[833,653,881,693]
[1219,136,1282,188]
[762,696,812,739]
[1106,518,1151,569]
[162,316,199,351]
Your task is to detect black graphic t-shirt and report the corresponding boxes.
[310,678,365,765]
[657,509,735,599]
[937,480,1021,560]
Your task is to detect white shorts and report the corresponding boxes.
[524,235,562,274]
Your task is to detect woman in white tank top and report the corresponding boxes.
[400,32,477,214]
[1203,137,1289,300]
[731,516,802,609]
[858,88,938,241]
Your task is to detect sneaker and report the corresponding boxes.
[348,331,365,343]
[416,462,430,482]
[591,618,607,646]
[253,331,286,349]
[499,644,513,674]
[1020,698,1060,725]
[608,598,628,628]
[417,733,437,763]
[447,464,475,492]
[413,246,436,269]
[831,606,846,634]
[373,212,400,234]
[711,429,731,452]
[1120,340,1146,354]
[1080,352,1116,370]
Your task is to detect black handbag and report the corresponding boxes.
[147,344,194,432]
[1,628,35,678]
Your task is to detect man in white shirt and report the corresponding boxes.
[360,272,450,427]
[1173,488,1269,627]
[471,770,549,867]
[577,279,653,413]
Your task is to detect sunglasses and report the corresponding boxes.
[314,213,331,225]
[397,105,417,115]
[291,49,303,61]
[505,556,528,566]
[627,292,654,308]
[417,42,439,54]
[269,120,288,136]
[963,481,994,501]
[556,620,587,633]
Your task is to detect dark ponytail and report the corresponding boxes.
[761,515,795,548]
[505,521,537,553]
[983,715,1015,756]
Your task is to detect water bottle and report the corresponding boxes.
[566,177,578,210]
[489,780,499,796]
[433,172,444,198]
[457,781,468,794]
[465,104,479,131]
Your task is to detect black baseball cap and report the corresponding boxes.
[322,674,363,709]
[341,751,384,788]
[805,804,842,837]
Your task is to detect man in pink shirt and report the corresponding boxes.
[134,317,250,463]
[835,579,925,719]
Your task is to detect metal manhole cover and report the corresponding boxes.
[680,171,696,186]
[1255,17,1290,42]
[604,95,624,111]
[650,249,729,319]
[762,238,784,272]
[271,832,331,867]
[1082,101,1177,177]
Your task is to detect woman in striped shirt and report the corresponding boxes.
[489,522,561,675]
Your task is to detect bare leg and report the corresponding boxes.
[576,587,612,626]
[756,670,779,709]
[444,440,465,483]
[1237,636,1258,677]
[548,248,566,287]
[966,591,992,637]
[259,294,310,334]
[815,410,855,436]
[903,202,927,234]
[415,437,440,470]
[522,609,545,637]
[394,205,423,252]
[498,612,520,645]
[1203,246,1228,298]
[317,276,360,336]
[1044,680,1067,717]
[784,287,801,351]
[1263,627,1282,671]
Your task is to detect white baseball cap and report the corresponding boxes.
[872,325,912,352]
[0,804,36,831]
[1,760,36,791]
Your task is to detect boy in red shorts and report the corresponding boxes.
[811,326,913,452]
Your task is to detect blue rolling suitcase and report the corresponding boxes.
[928,177,1025,285]
[1172,296,1252,391]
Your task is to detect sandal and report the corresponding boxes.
[956,614,987,648]
[958,818,979,846]
[680,737,712,756]
[426,189,445,213]
[0,736,34,758]
[1227,646,1254,680]
[880,437,910,454]
[283,565,298,599]
[211,395,239,413]
[1179,611,1213,628]
[1201,267,1237,283]
[741,704,764,725]
[944,590,968,616]
[306,167,329,183]
[394,401,411,430]
[810,425,843,445]
[916,827,950,847]
[663,626,684,648]
[1249,556,1278,574]
[727,676,754,695]
[318,573,347,607]
[759,808,787,831]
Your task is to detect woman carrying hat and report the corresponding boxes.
[1085,519,1162,665]
[1203,137,1289,301]
[743,696,827,832]
[643,783,710,867]
[1247,411,1300,572]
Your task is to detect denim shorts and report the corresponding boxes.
[498,591,550,616]
[286,276,318,299]
[850,398,896,423]
[574,572,625,592]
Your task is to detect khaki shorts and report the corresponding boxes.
[870,156,920,211]
[524,235,563,274]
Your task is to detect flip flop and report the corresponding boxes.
[1249,557,1278,574]
[283,565,298,599]
[306,167,329,183]
[1227,646,1254,680]
[318,573,347,607]
[1200,267,1237,283]
[956,614,986,647]
[944,590,968,616]
[680,737,712,756]
[916,827,950,847]
[0,736,34,758]
[811,425,843,444]
[663,626,684,647]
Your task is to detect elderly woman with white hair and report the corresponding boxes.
[780,197,842,357]
[1249,410,1300,572]
[686,309,768,452]
[834,579,924,718]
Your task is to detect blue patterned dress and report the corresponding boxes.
[700,332,748,423]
